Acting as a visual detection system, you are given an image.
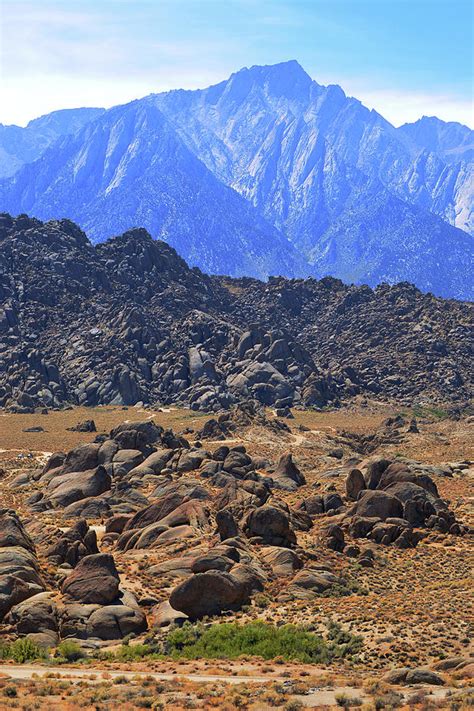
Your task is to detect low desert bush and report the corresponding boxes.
[56,640,84,662]
[334,693,363,708]
[0,637,46,663]
[164,620,363,664]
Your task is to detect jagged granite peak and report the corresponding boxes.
[399,116,474,164]
[154,63,473,236]
[225,59,314,101]
[0,214,472,413]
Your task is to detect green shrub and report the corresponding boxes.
[284,701,304,711]
[2,637,46,663]
[114,643,154,661]
[164,620,362,664]
[113,674,129,684]
[326,621,363,658]
[412,404,448,420]
[373,693,403,709]
[3,686,18,698]
[322,580,367,597]
[254,593,271,609]
[56,640,84,662]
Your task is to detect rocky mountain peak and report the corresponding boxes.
[225,59,314,104]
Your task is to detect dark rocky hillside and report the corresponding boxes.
[0,214,472,412]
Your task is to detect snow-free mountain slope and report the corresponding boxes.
[154,61,473,236]
[399,116,474,164]
[0,107,105,178]
[308,174,473,300]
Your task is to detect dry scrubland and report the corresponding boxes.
[0,401,473,710]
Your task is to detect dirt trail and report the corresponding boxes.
[0,663,284,685]
[0,664,456,707]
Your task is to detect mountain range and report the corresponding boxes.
[0,60,472,298]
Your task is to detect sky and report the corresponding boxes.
[0,0,472,128]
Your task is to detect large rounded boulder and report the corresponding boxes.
[61,553,120,604]
[169,571,242,619]
[271,453,306,491]
[244,505,296,547]
[350,490,403,520]
[346,468,366,501]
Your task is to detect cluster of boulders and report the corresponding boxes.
[0,419,314,638]
[45,519,99,567]
[301,457,468,556]
[1,214,472,413]
[342,458,466,547]
[196,400,291,439]
[6,553,147,646]
[1,418,469,648]
[296,454,468,559]
[0,511,147,646]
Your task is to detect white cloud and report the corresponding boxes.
[0,0,243,124]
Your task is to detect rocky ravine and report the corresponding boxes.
[0,213,473,413]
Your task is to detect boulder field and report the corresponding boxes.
[0,417,468,647]
[1,214,472,413]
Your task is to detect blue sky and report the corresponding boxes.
[1,0,472,127]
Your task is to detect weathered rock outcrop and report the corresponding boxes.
[344,458,465,547]
[1,215,472,413]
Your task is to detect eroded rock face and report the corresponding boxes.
[343,457,465,548]
[169,571,244,619]
[346,468,366,500]
[285,568,343,600]
[260,546,303,577]
[322,523,345,552]
[46,519,99,566]
[47,467,112,508]
[0,510,36,551]
[152,600,189,628]
[6,592,59,647]
[169,563,264,620]
[86,604,147,640]
[350,490,404,520]
[0,510,45,621]
[271,453,306,491]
